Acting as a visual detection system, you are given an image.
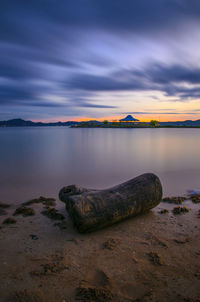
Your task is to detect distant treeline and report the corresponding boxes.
[72,120,200,128]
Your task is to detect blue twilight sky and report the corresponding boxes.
[1,0,200,121]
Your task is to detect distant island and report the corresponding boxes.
[1,116,200,128]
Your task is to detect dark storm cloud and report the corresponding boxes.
[145,64,200,85]
[0,60,40,80]
[0,0,200,116]
[67,64,200,100]
[67,74,147,92]
[163,84,200,100]
[0,85,35,104]
[1,0,200,39]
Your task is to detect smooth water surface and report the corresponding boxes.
[0,127,200,203]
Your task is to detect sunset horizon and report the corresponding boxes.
[31,112,200,123]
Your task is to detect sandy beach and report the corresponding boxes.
[0,196,199,302]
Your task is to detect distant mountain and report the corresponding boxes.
[160,120,200,126]
[0,118,79,127]
[85,120,103,125]
[120,115,139,122]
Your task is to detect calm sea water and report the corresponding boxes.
[0,127,200,204]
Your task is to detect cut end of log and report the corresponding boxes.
[59,185,90,203]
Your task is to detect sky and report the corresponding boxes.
[1,0,200,122]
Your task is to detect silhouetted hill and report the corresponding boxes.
[120,115,139,122]
[160,120,200,126]
[0,118,79,127]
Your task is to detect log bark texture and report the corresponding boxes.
[59,173,162,233]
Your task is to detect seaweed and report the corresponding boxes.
[76,286,113,302]
[41,207,65,221]
[159,209,169,214]
[162,196,187,204]
[13,206,35,217]
[173,206,190,214]
[189,195,200,204]
[23,196,56,207]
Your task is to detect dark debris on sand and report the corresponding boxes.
[147,252,164,265]
[30,234,39,240]
[176,294,200,302]
[3,217,16,224]
[173,206,190,215]
[103,238,120,250]
[76,286,113,302]
[30,254,67,276]
[41,207,65,221]
[23,196,56,207]
[0,203,10,216]
[0,208,7,216]
[10,289,44,302]
[54,220,68,230]
[159,209,169,214]
[189,195,200,204]
[0,202,10,208]
[174,237,190,244]
[13,206,35,217]
[162,196,187,204]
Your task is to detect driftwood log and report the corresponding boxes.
[59,173,162,233]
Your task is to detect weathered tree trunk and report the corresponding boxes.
[59,173,162,233]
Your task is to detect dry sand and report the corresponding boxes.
[0,197,200,302]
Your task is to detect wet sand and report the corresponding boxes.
[0,198,200,302]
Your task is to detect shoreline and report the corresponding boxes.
[0,195,200,302]
[1,125,200,128]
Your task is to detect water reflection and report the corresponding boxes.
[0,127,200,203]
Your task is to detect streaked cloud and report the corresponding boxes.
[0,0,200,120]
